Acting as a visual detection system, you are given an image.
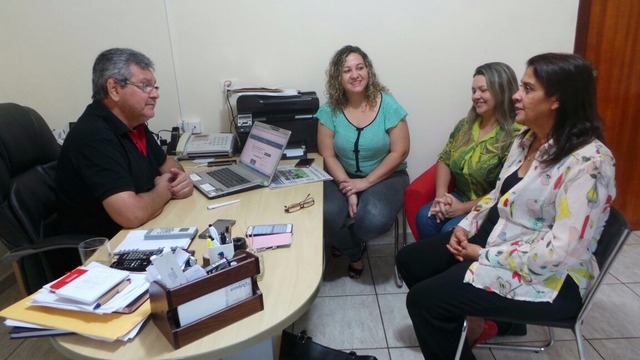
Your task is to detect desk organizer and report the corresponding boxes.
[149,250,264,349]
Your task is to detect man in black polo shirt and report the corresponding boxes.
[57,48,193,238]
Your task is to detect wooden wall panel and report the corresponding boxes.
[577,0,640,229]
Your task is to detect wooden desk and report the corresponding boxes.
[52,158,324,359]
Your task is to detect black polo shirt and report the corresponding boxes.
[56,100,167,238]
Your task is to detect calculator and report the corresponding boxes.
[110,249,163,272]
[144,227,198,240]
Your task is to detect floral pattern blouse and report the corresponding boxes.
[458,129,616,302]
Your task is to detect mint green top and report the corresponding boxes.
[438,118,521,201]
[316,93,408,175]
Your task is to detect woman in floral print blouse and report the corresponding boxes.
[396,53,616,360]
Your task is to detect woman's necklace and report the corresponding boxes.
[524,152,535,162]
[525,136,543,162]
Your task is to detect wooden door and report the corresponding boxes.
[575,0,640,229]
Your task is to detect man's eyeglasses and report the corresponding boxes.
[125,80,159,94]
[285,194,315,213]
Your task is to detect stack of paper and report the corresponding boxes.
[6,321,73,339]
[0,262,150,341]
[0,297,149,341]
[43,264,129,304]
[30,263,149,314]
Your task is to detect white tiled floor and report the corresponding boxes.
[290,229,640,360]
[1,230,639,359]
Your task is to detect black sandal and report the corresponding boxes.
[348,262,364,279]
[347,243,367,279]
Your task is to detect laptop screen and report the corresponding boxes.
[239,122,290,178]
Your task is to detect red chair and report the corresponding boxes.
[395,162,454,287]
[404,163,455,241]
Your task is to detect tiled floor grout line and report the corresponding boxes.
[368,252,394,355]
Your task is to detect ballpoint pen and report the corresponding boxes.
[207,199,240,210]
[93,278,131,310]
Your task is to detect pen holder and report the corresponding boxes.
[149,250,264,349]
[246,234,265,282]
[250,249,265,282]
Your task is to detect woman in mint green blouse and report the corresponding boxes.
[415,62,520,239]
[317,45,410,279]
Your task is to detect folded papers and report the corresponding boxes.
[31,272,149,314]
[0,262,151,341]
[0,295,150,341]
[44,264,129,304]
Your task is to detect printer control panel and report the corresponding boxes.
[237,114,252,127]
[237,114,253,133]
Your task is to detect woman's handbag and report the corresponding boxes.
[279,330,378,360]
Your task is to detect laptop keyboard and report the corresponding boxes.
[207,167,251,188]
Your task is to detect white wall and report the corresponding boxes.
[0,0,578,181]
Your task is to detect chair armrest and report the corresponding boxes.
[404,163,439,241]
[1,234,92,263]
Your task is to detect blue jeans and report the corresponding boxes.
[415,192,466,239]
[323,170,409,262]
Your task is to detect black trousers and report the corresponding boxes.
[396,231,582,360]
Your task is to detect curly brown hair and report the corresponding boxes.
[324,45,388,113]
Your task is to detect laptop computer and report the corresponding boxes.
[191,121,291,199]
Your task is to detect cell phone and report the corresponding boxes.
[247,223,293,236]
[294,158,315,168]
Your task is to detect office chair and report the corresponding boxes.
[396,163,453,287]
[0,103,90,295]
[454,207,632,360]
[404,162,455,241]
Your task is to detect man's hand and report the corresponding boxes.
[154,172,174,196]
[167,168,193,199]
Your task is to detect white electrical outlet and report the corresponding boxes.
[219,78,239,93]
[186,120,202,134]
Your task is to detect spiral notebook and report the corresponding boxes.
[114,230,193,255]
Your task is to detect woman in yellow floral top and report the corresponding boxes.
[396,53,616,360]
[415,62,520,239]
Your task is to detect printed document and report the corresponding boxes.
[269,164,332,188]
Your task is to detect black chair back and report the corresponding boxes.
[0,103,60,248]
[0,103,83,294]
[593,207,629,270]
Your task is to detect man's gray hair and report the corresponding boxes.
[92,48,154,100]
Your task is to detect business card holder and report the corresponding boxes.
[149,250,264,349]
